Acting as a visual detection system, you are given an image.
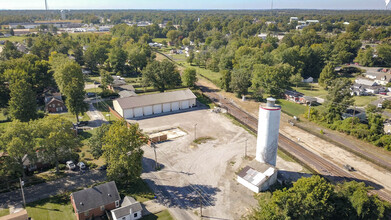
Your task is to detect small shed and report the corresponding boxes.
[237,163,278,193]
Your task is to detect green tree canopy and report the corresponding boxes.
[8,76,37,122]
[182,68,197,87]
[142,60,181,92]
[319,63,337,89]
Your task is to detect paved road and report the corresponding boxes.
[0,170,106,208]
[86,101,108,128]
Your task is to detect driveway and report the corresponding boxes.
[0,170,106,208]
[85,101,108,128]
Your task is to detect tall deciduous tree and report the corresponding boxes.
[103,120,147,184]
[53,61,88,122]
[319,63,337,89]
[142,60,181,92]
[0,41,22,60]
[0,121,35,179]
[100,69,114,90]
[230,68,252,97]
[324,78,354,123]
[34,116,80,173]
[8,76,37,122]
[88,123,110,159]
[108,46,127,75]
[220,70,232,92]
[182,68,197,87]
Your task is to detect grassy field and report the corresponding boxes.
[152,38,168,43]
[142,210,173,220]
[0,36,27,42]
[295,83,328,99]
[79,144,105,167]
[26,194,76,220]
[353,95,378,107]
[117,179,155,203]
[85,87,103,93]
[47,112,90,123]
[277,99,307,117]
[0,209,9,217]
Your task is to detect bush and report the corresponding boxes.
[58,164,66,170]
[99,90,119,98]
[86,162,98,169]
[320,129,324,135]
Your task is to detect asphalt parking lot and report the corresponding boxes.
[134,109,305,219]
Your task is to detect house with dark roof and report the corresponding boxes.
[70,181,121,220]
[111,196,142,220]
[44,92,66,113]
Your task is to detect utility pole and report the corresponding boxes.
[308,103,311,121]
[245,139,248,158]
[194,123,197,141]
[351,105,356,129]
[19,178,26,208]
[152,142,159,170]
[198,191,203,218]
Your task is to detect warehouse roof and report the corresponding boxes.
[115,89,196,110]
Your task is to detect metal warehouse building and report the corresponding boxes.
[113,89,197,119]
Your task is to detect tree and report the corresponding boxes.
[324,78,354,123]
[220,70,232,92]
[0,41,22,60]
[249,175,335,220]
[376,44,391,67]
[142,60,181,92]
[8,76,37,122]
[166,30,179,44]
[108,46,127,75]
[355,48,375,67]
[84,43,109,72]
[187,51,195,65]
[0,121,35,179]
[103,120,147,184]
[127,43,152,74]
[34,116,81,173]
[88,124,110,159]
[290,73,303,88]
[53,61,88,122]
[319,63,337,89]
[100,69,114,90]
[182,68,197,87]
[230,68,252,97]
[252,64,295,98]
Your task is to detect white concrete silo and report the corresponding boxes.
[256,98,281,166]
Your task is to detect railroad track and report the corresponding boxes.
[197,84,391,203]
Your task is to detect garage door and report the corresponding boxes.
[143,106,153,116]
[124,109,133,119]
[134,107,143,117]
[171,102,179,111]
[181,100,189,109]
[163,103,171,112]
[153,105,162,114]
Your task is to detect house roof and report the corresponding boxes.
[118,90,137,98]
[111,196,142,218]
[71,181,120,213]
[115,89,196,110]
[115,84,135,92]
[355,78,377,86]
[365,72,391,82]
[238,164,276,188]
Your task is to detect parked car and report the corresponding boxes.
[343,164,355,171]
[66,161,76,170]
[93,81,100,85]
[86,92,96,98]
[98,165,107,171]
[77,162,86,170]
[77,121,89,127]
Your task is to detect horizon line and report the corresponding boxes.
[0,8,390,11]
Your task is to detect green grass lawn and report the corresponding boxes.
[85,87,103,93]
[142,210,173,220]
[26,194,75,220]
[152,38,168,43]
[277,99,307,117]
[48,112,90,123]
[353,96,378,107]
[0,36,27,42]
[93,100,117,122]
[0,209,9,217]
[295,83,328,99]
[85,76,101,84]
[117,179,155,203]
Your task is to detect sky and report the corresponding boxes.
[0,0,389,10]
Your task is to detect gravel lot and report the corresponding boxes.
[132,109,304,219]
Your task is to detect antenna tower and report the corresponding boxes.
[45,0,48,10]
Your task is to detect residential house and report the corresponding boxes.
[384,122,391,134]
[22,152,50,173]
[355,78,377,87]
[70,181,121,220]
[284,90,303,103]
[366,86,386,94]
[302,77,314,83]
[111,196,142,220]
[299,96,317,106]
[365,72,391,86]
[289,17,299,23]
[45,92,66,113]
[108,76,127,91]
[342,108,366,122]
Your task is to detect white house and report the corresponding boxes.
[113,89,197,119]
[111,196,142,220]
[302,77,314,83]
